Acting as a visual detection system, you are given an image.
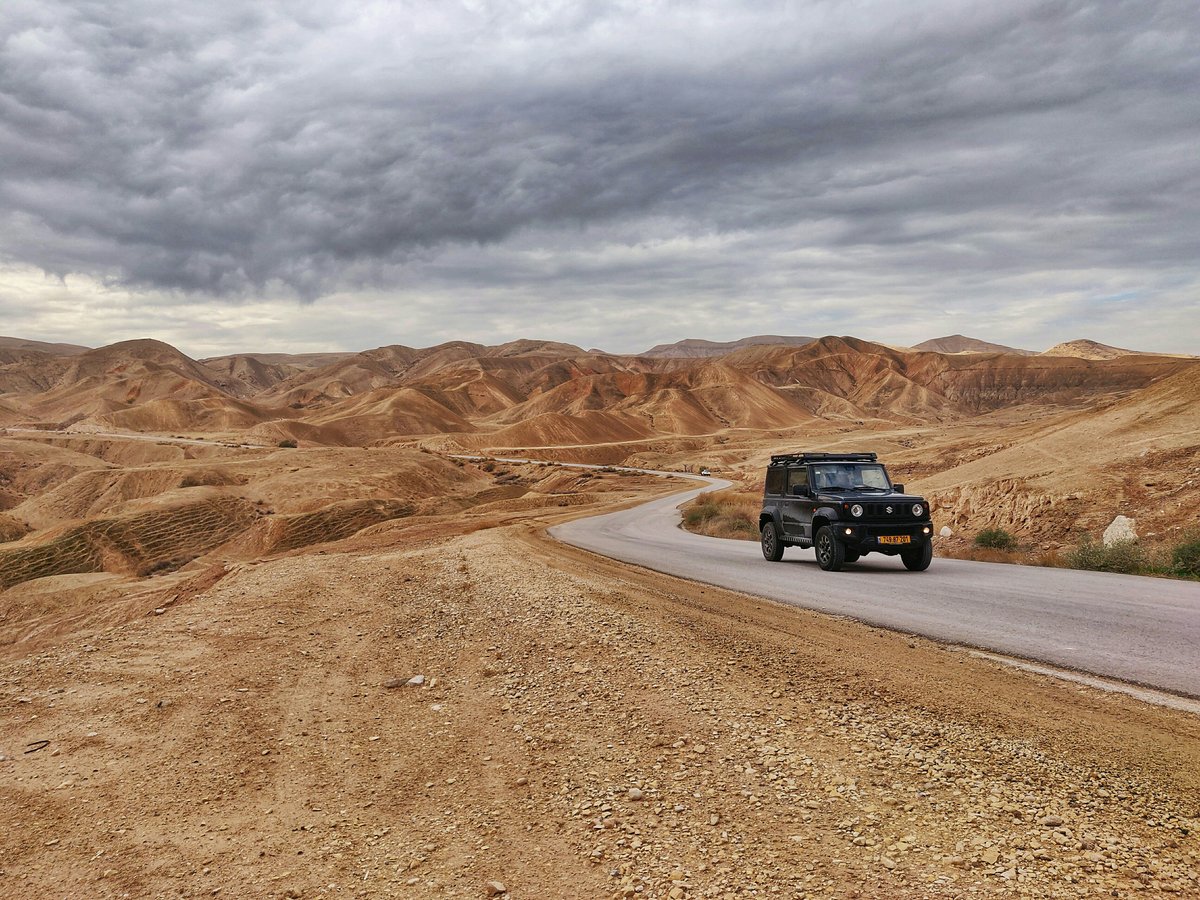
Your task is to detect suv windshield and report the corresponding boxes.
[810,463,891,492]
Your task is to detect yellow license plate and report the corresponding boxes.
[878,535,911,545]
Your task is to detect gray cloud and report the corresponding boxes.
[1,0,1198,353]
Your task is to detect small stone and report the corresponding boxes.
[485,881,507,896]
[939,526,953,538]
[881,855,896,870]
[156,699,172,709]
[669,888,685,899]
[627,787,644,801]
[516,777,528,786]
[980,848,999,865]
[405,675,426,687]
[284,890,302,899]
[1038,815,1064,827]
[153,607,166,615]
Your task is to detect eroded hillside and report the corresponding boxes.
[2,334,1197,546]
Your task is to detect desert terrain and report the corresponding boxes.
[1,334,1198,898]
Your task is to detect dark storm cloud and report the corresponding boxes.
[1,0,1198,351]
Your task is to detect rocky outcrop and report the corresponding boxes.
[927,480,1085,541]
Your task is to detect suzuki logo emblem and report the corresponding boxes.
[885,506,893,514]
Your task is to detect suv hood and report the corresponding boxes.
[817,491,926,503]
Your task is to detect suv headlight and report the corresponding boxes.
[850,504,863,517]
[912,503,924,517]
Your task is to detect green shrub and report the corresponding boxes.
[1171,534,1200,578]
[974,527,1018,551]
[1065,538,1148,575]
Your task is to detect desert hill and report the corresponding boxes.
[21,339,240,425]
[201,350,357,371]
[0,335,90,357]
[641,334,816,358]
[913,334,1034,355]
[3,334,1197,452]
[1041,338,1142,359]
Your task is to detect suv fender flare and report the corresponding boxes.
[759,509,784,532]
[813,506,841,526]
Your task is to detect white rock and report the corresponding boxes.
[1103,515,1137,547]
[939,526,953,538]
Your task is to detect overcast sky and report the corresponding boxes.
[2,0,1198,357]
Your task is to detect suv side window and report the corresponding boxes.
[765,467,786,495]
[787,467,808,494]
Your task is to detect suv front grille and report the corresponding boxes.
[861,502,918,521]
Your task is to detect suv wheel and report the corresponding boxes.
[814,526,846,572]
[761,520,784,561]
[901,541,933,571]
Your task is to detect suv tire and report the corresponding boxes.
[761,520,785,561]
[815,526,846,571]
[901,541,933,571]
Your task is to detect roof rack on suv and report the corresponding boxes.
[768,451,878,466]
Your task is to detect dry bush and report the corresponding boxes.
[1027,548,1065,568]
[974,527,1018,550]
[1171,532,1200,578]
[682,489,760,541]
[1065,538,1150,575]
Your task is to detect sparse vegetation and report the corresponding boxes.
[1167,532,1200,578]
[974,527,1018,550]
[278,439,298,448]
[1065,538,1149,575]
[682,489,760,540]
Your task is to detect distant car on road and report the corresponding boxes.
[759,451,933,571]
[699,468,711,476]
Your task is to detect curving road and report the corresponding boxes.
[548,472,1200,698]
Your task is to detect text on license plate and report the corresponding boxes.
[878,535,911,545]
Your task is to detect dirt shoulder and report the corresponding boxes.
[1,489,1197,899]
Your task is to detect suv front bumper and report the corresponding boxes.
[835,523,934,553]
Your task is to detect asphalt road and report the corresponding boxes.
[550,475,1200,698]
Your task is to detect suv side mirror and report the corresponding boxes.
[892,484,904,493]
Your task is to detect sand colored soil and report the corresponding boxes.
[1,480,1197,899]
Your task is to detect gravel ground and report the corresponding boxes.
[1,500,1198,899]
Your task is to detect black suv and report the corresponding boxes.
[759,451,933,571]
